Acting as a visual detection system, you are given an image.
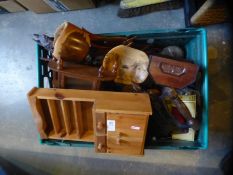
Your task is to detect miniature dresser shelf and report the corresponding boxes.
[28,87,152,155]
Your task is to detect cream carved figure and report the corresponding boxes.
[99,45,149,85]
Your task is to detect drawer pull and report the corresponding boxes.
[116,133,121,145]
[98,143,103,150]
[97,121,104,130]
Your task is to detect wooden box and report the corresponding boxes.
[16,0,56,13]
[16,0,96,13]
[0,0,26,13]
[58,0,96,10]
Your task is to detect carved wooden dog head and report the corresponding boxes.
[99,45,149,85]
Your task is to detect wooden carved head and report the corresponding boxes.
[99,45,149,85]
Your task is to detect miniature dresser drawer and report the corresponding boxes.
[107,136,144,155]
[95,112,107,153]
[96,136,106,153]
[106,113,149,155]
[95,113,106,135]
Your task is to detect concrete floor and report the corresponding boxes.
[0,2,232,175]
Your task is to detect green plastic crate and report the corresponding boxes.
[36,28,208,150]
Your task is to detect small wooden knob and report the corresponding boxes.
[116,137,120,145]
[116,133,121,145]
[97,143,103,150]
[97,121,104,130]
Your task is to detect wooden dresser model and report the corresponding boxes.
[28,87,152,155]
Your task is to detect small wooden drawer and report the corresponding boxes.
[95,136,106,153]
[95,113,106,135]
[107,136,144,155]
[106,113,149,155]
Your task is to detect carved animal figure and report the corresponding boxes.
[99,45,149,85]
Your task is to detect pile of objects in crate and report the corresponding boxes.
[28,22,204,156]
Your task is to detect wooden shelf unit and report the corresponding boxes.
[28,87,152,155]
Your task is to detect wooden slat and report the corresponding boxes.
[73,101,84,138]
[60,100,72,135]
[49,130,94,142]
[28,97,47,139]
[47,100,61,134]
[140,115,149,155]
[29,87,152,115]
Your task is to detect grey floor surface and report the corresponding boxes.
[0,2,232,175]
